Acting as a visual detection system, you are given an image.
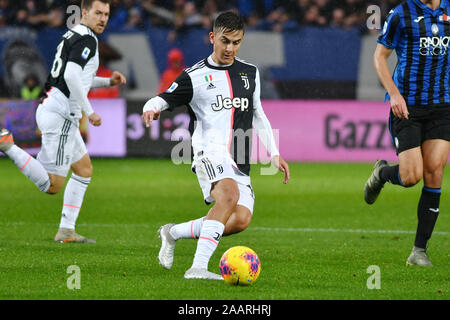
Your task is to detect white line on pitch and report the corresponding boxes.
[1,221,449,236]
[249,227,450,236]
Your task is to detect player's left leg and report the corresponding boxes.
[55,131,95,243]
[407,139,450,266]
[185,178,239,280]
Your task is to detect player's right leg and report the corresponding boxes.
[364,109,424,204]
[364,148,423,204]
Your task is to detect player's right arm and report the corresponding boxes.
[374,9,408,119]
[374,44,408,120]
[142,70,193,127]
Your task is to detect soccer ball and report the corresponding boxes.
[219,246,261,286]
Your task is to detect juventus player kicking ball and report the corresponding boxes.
[0,0,126,243]
[142,11,290,280]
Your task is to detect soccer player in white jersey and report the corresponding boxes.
[142,11,290,280]
[0,0,126,243]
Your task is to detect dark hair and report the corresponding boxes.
[213,11,245,34]
[81,0,110,10]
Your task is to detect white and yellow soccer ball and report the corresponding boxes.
[219,246,261,286]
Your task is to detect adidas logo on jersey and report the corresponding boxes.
[211,95,249,112]
[206,82,216,90]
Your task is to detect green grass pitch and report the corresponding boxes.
[0,158,448,300]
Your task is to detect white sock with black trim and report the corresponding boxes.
[169,217,204,240]
[191,219,225,269]
[5,145,50,192]
[59,173,91,230]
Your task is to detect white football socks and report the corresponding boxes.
[59,173,91,230]
[169,217,204,240]
[5,145,50,192]
[191,219,225,269]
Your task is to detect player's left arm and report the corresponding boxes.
[91,71,127,88]
[252,68,290,184]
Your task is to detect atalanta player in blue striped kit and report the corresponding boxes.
[365,0,450,266]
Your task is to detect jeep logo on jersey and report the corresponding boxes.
[211,95,249,112]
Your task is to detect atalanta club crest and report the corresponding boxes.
[439,14,450,22]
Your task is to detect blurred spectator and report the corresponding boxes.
[157,48,185,94]
[167,0,203,42]
[266,7,298,32]
[20,74,42,100]
[141,0,174,27]
[123,6,145,30]
[302,5,326,26]
[0,0,406,33]
[0,9,8,28]
[330,7,345,29]
[0,0,14,24]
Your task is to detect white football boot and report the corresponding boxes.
[184,267,224,280]
[54,228,96,243]
[406,246,433,267]
[158,223,176,269]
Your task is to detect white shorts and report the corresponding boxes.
[193,153,255,214]
[36,104,87,177]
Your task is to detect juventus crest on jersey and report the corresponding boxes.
[43,24,99,119]
[158,57,260,175]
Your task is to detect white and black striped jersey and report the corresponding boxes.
[42,24,99,120]
[157,56,279,176]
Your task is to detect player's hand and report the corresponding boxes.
[142,110,161,127]
[88,113,102,126]
[272,155,290,184]
[110,71,127,86]
[390,93,409,119]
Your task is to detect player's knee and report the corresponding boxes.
[46,184,62,195]
[423,166,444,187]
[74,164,93,178]
[46,175,63,194]
[222,193,239,211]
[216,190,239,212]
[233,214,251,233]
[401,168,422,187]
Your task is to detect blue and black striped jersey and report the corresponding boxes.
[378,0,450,106]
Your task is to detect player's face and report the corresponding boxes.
[82,1,110,34]
[210,29,244,65]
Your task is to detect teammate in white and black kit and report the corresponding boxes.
[143,11,290,280]
[0,0,126,243]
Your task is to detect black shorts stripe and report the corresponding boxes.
[201,159,213,180]
[205,158,216,179]
[56,120,71,166]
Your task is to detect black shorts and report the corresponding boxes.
[389,104,450,154]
